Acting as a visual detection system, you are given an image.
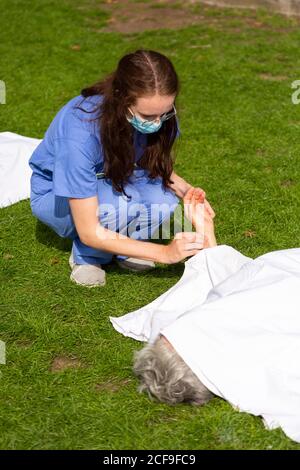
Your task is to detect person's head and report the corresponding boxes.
[133,335,213,405]
[78,49,180,196]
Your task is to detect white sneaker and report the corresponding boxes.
[69,251,76,270]
[115,256,155,272]
[69,250,106,287]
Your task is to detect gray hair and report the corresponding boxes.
[133,336,213,405]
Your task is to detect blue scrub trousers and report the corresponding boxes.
[30,168,180,265]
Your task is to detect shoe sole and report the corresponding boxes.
[115,260,155,272]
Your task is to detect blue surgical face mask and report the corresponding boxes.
[126,110,162,134]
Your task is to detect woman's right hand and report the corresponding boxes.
[162,231,204,264]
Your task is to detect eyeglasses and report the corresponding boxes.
[128,104,177,127]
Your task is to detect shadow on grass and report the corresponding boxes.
[105,258,185,280]
[35,220,185,279]
[35,219,72,252]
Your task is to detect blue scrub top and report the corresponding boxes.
[29,94,179,199]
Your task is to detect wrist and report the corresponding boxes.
[203,233,217,248]
[157,244,169,264]
[182,183,193,198]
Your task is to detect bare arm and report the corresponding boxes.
[69,196,204,264]
[183,188,217,248]
[168,171,192,199]
[168,171,216,218]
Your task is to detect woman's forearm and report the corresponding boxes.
[168,171,192,199]
[83,224,167,263]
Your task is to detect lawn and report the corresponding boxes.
[1,0,300,450]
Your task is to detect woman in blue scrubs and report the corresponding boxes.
[29,49,215,287]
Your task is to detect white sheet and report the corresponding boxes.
[110,245,252,343]
[110,245,300,443]
[0,132,41,208]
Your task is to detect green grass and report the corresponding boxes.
[1,0,300,450]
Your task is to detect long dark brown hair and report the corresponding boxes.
[76,49,180,197]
